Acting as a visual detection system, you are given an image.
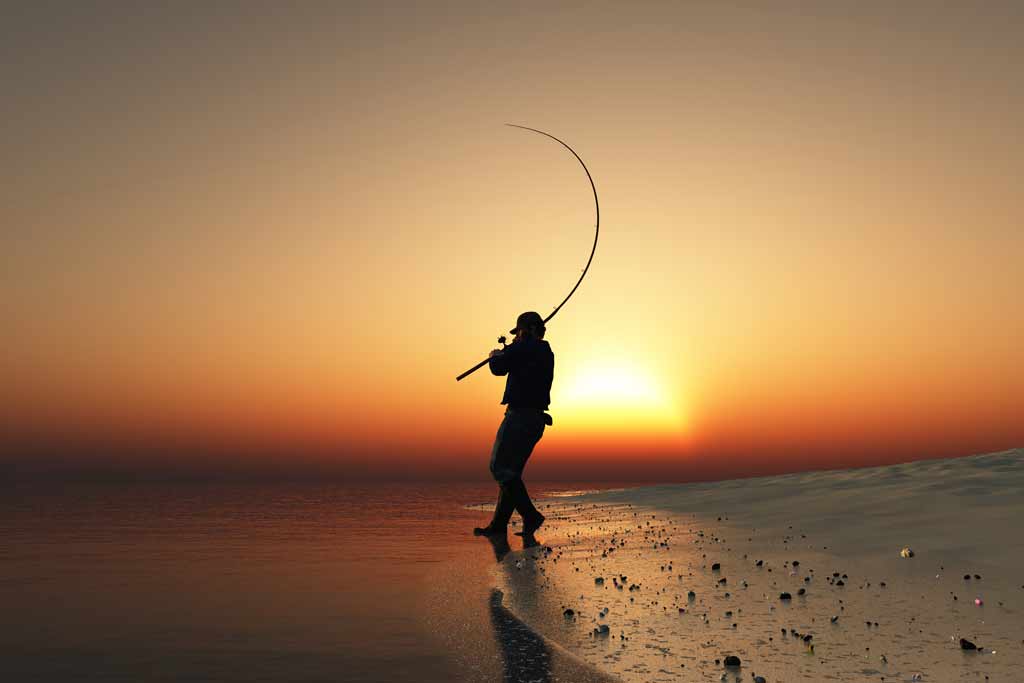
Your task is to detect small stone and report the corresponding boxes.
[975,598,983,606]
[779,592,792,600]
[900,547,914,558]
[563,608,575,618]
[797,588,806,596]
[830,615,839,623]
[712,562,721,571]
[754,677,767,683]
[595,577,604,585]
[960,637,977,650]
[723,654,741,667]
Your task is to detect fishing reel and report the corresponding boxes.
[497,335,507,348]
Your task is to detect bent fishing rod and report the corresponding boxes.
[455,124,599,381]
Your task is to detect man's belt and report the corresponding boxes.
[507,405,553,426]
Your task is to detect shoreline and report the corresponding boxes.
[493,448,1023,681]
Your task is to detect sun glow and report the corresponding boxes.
[553,360,687,434]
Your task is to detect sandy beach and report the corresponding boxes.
[490,448,1023,682]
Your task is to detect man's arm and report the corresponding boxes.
[488,341,523,376]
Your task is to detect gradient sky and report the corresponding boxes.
[2,2,1022,481]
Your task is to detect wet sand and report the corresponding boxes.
[492,448,1023,682]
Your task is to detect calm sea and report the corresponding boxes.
[0,480,623,682]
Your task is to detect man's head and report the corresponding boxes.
[510,311,546,340]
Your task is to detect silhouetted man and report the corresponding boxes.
[474,311,554,539]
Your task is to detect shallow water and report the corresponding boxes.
[0,480,622,682]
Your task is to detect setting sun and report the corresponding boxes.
[553,359,687,434]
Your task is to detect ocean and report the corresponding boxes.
[0,480,623,682]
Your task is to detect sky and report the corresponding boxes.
[2,2,1022,481]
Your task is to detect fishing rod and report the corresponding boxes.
[455,124,599,382]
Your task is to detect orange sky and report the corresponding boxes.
[2,3,1022,480]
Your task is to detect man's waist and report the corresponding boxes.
[506,404,547,413]
[506,405,553,425]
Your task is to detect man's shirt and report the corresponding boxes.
[487,336,554,411]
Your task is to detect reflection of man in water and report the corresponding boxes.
[474,311,554,539]
[489,589,552,682]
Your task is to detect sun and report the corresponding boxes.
[553,360,686,433]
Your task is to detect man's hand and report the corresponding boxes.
[488,348,503,358]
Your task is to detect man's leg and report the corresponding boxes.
[476,414,515,535]
[479,410,545,534]
[489,483,516,529]
[506,477,545,533]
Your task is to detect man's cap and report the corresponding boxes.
[510,311,545,334]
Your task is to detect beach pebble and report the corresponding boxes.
[900,547,914,558]
[779,592,792,600]
[959,637,977,650]
[723,654,741,667]
[563,608,575,618]
[830,615,839,623]
[974,597,983,606]
[797,588,806,596]
[712,562,721,571]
